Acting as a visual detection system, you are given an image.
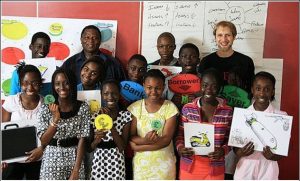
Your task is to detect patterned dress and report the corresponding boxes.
[90,111,132,180]
[127,99,179,180]
[37,101,90,180]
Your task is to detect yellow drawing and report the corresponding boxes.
[190,132,211,147]
[89,100,100,113]
[94,114,113,131]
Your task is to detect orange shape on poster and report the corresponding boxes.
[47,42,70,60]
[1,47,25,65]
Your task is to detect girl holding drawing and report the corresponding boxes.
[2,64,44,180]
[233,71,286,180]
[128,69,179,179]
[175,68,233,180]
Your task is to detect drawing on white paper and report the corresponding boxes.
[37,65,48,77]
[228,108,293,156]
[266,115,290,131]
[190,132,211,147]
[230,128,254,146]
[245,113,277,150]
[89,99,101,113]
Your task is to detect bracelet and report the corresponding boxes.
[50,120,58,128]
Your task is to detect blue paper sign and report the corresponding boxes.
[120,81,145,102]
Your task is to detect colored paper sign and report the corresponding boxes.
[120,81,145,102]
[94,114,113,130]
[184,123,215,155]
[221,85,251,108]
[168,74,200,94]
[148,65,182,78]
[228,107,293,156]
[77,90,101,113]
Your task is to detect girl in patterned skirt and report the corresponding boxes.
[89,80,131,180]
[37,68,90,180]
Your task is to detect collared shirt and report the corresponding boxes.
[61,50,126,84]
[149,57,179,66]
[77,83,101,91]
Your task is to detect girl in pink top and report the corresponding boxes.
[234,71,286,180]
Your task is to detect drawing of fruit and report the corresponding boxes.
[245,113,277,149]
[190,132,211,147]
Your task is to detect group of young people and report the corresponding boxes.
[1,20,286,180]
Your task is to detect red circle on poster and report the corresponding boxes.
[100,48,113,56]
[47,42,70,60]
[1,47,25,65]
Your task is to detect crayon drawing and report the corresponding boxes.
[228,107,293,156]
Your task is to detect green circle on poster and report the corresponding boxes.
[221,85,250,108]
[2,78,11,96]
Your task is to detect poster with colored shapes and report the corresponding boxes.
[77,90,101,114]
[184,123,214,155]
[228,107,293,156]
[1,16,117,100]
[23,57,56,83]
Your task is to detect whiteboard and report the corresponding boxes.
[142,1,268,66]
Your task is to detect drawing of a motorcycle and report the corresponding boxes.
[190,132,211,147]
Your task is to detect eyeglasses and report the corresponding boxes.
[129,66,146,73]
[156,45,175,49]
[21,80,41,87]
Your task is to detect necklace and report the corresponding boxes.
[19,94,40,120]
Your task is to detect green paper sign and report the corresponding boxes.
[151,120,162,131]
[44,94,55,105]
[221,85,250,108]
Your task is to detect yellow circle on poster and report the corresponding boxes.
[49,23,63,36]
[94,114,113,131]
[2,20,28,40]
